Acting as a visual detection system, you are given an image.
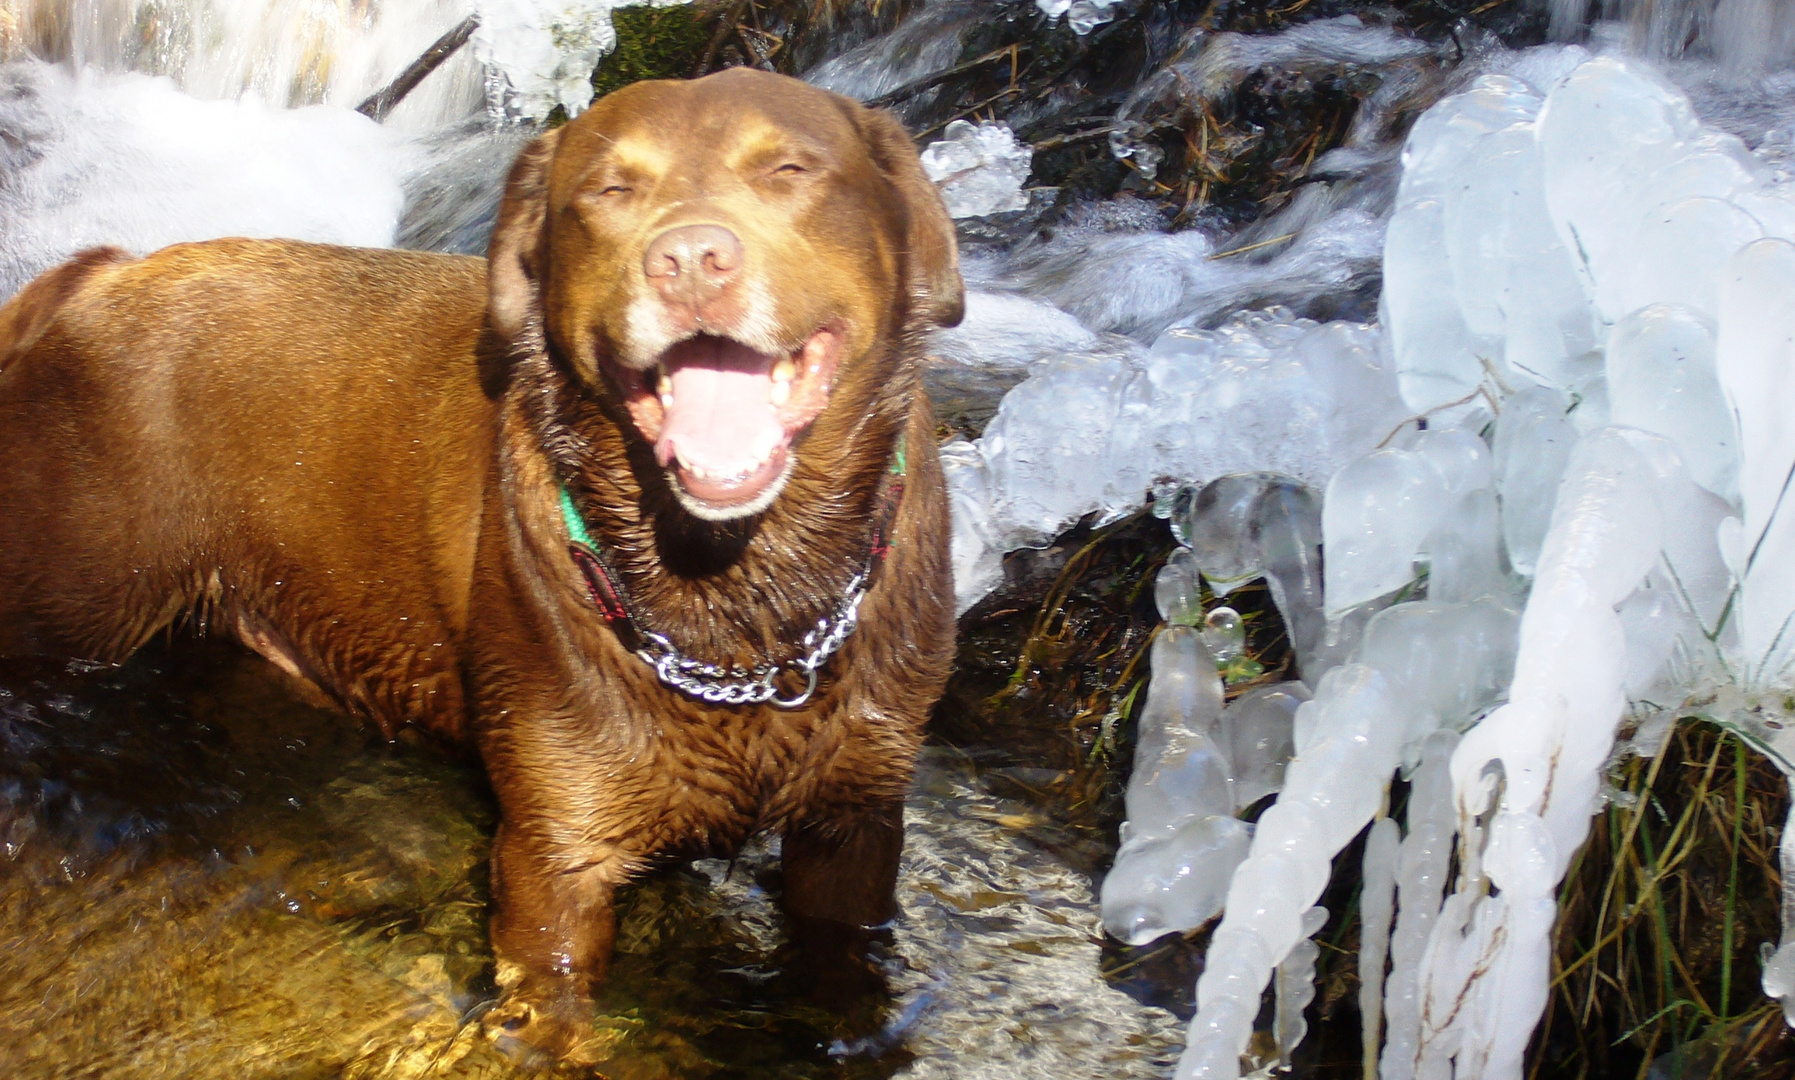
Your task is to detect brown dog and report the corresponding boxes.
[0,69,961,1046]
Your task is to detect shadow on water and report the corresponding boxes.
[0,610,1187,1077]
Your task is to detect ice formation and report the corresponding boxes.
[1077,49,1795,1080]
[1098,551,1306,946]
[918,121,1033,219]
[946,311,1408,612]
[472,0,694,120]
[1034,0,1124,37]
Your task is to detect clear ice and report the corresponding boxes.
[918,121,1034,219]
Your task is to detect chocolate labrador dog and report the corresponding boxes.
[0,69,961,1047]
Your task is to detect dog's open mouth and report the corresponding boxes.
[622,326,842,512]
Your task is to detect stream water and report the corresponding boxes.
[0,638,1186,1078]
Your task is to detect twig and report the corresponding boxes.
[1206,231,1297,260]
[692,0,749,78]
[865,44,1025,109]
[914,86,1025,141]
[356,15,479,122]
[1030,127,1115,153]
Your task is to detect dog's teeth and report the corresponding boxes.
[656,373,672,398]
[751,426,782,465]
[771,358,796,383]
[768,379,791,407]
[674,446,695,474]
[660,392,674,409]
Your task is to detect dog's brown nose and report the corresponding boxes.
[643,224,743,310]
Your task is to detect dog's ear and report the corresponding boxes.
[855,107,965,330]
[487,128,563,343]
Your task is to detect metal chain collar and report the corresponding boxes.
[634,570,868,709]
[559,435,903,711]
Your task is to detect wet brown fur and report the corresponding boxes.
[0,69,961,1048]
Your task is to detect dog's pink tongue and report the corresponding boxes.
[656,365,781,475]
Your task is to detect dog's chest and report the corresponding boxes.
[627,697,869,849]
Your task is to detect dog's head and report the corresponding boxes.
[487,69,963,521]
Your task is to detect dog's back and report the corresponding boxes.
[0,239,495,736]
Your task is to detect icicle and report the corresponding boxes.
[1414,429,1668,1080]
[1380,730,1460,1080]
[1100,627,1252,945]
[1358,819,1400,1078]
[1275,905,1330,1070]
[1174,665,1420,1079]
[1761,777,1795,1024]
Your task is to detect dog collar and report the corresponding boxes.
[558,434,907,710]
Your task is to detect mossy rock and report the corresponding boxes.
[591,4,716,100]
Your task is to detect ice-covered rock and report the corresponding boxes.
[919,121,1033,218]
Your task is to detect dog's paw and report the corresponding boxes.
[480,987,610,1069]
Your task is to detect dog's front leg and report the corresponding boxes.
[782,797,905,927]
[483,820,625,1056]
[781,797,905,1006]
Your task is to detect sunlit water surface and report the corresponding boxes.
[0,640,1182,1078]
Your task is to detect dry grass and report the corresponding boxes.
[1535,721,1795,1079]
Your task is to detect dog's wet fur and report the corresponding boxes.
[0,69,961,1052]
